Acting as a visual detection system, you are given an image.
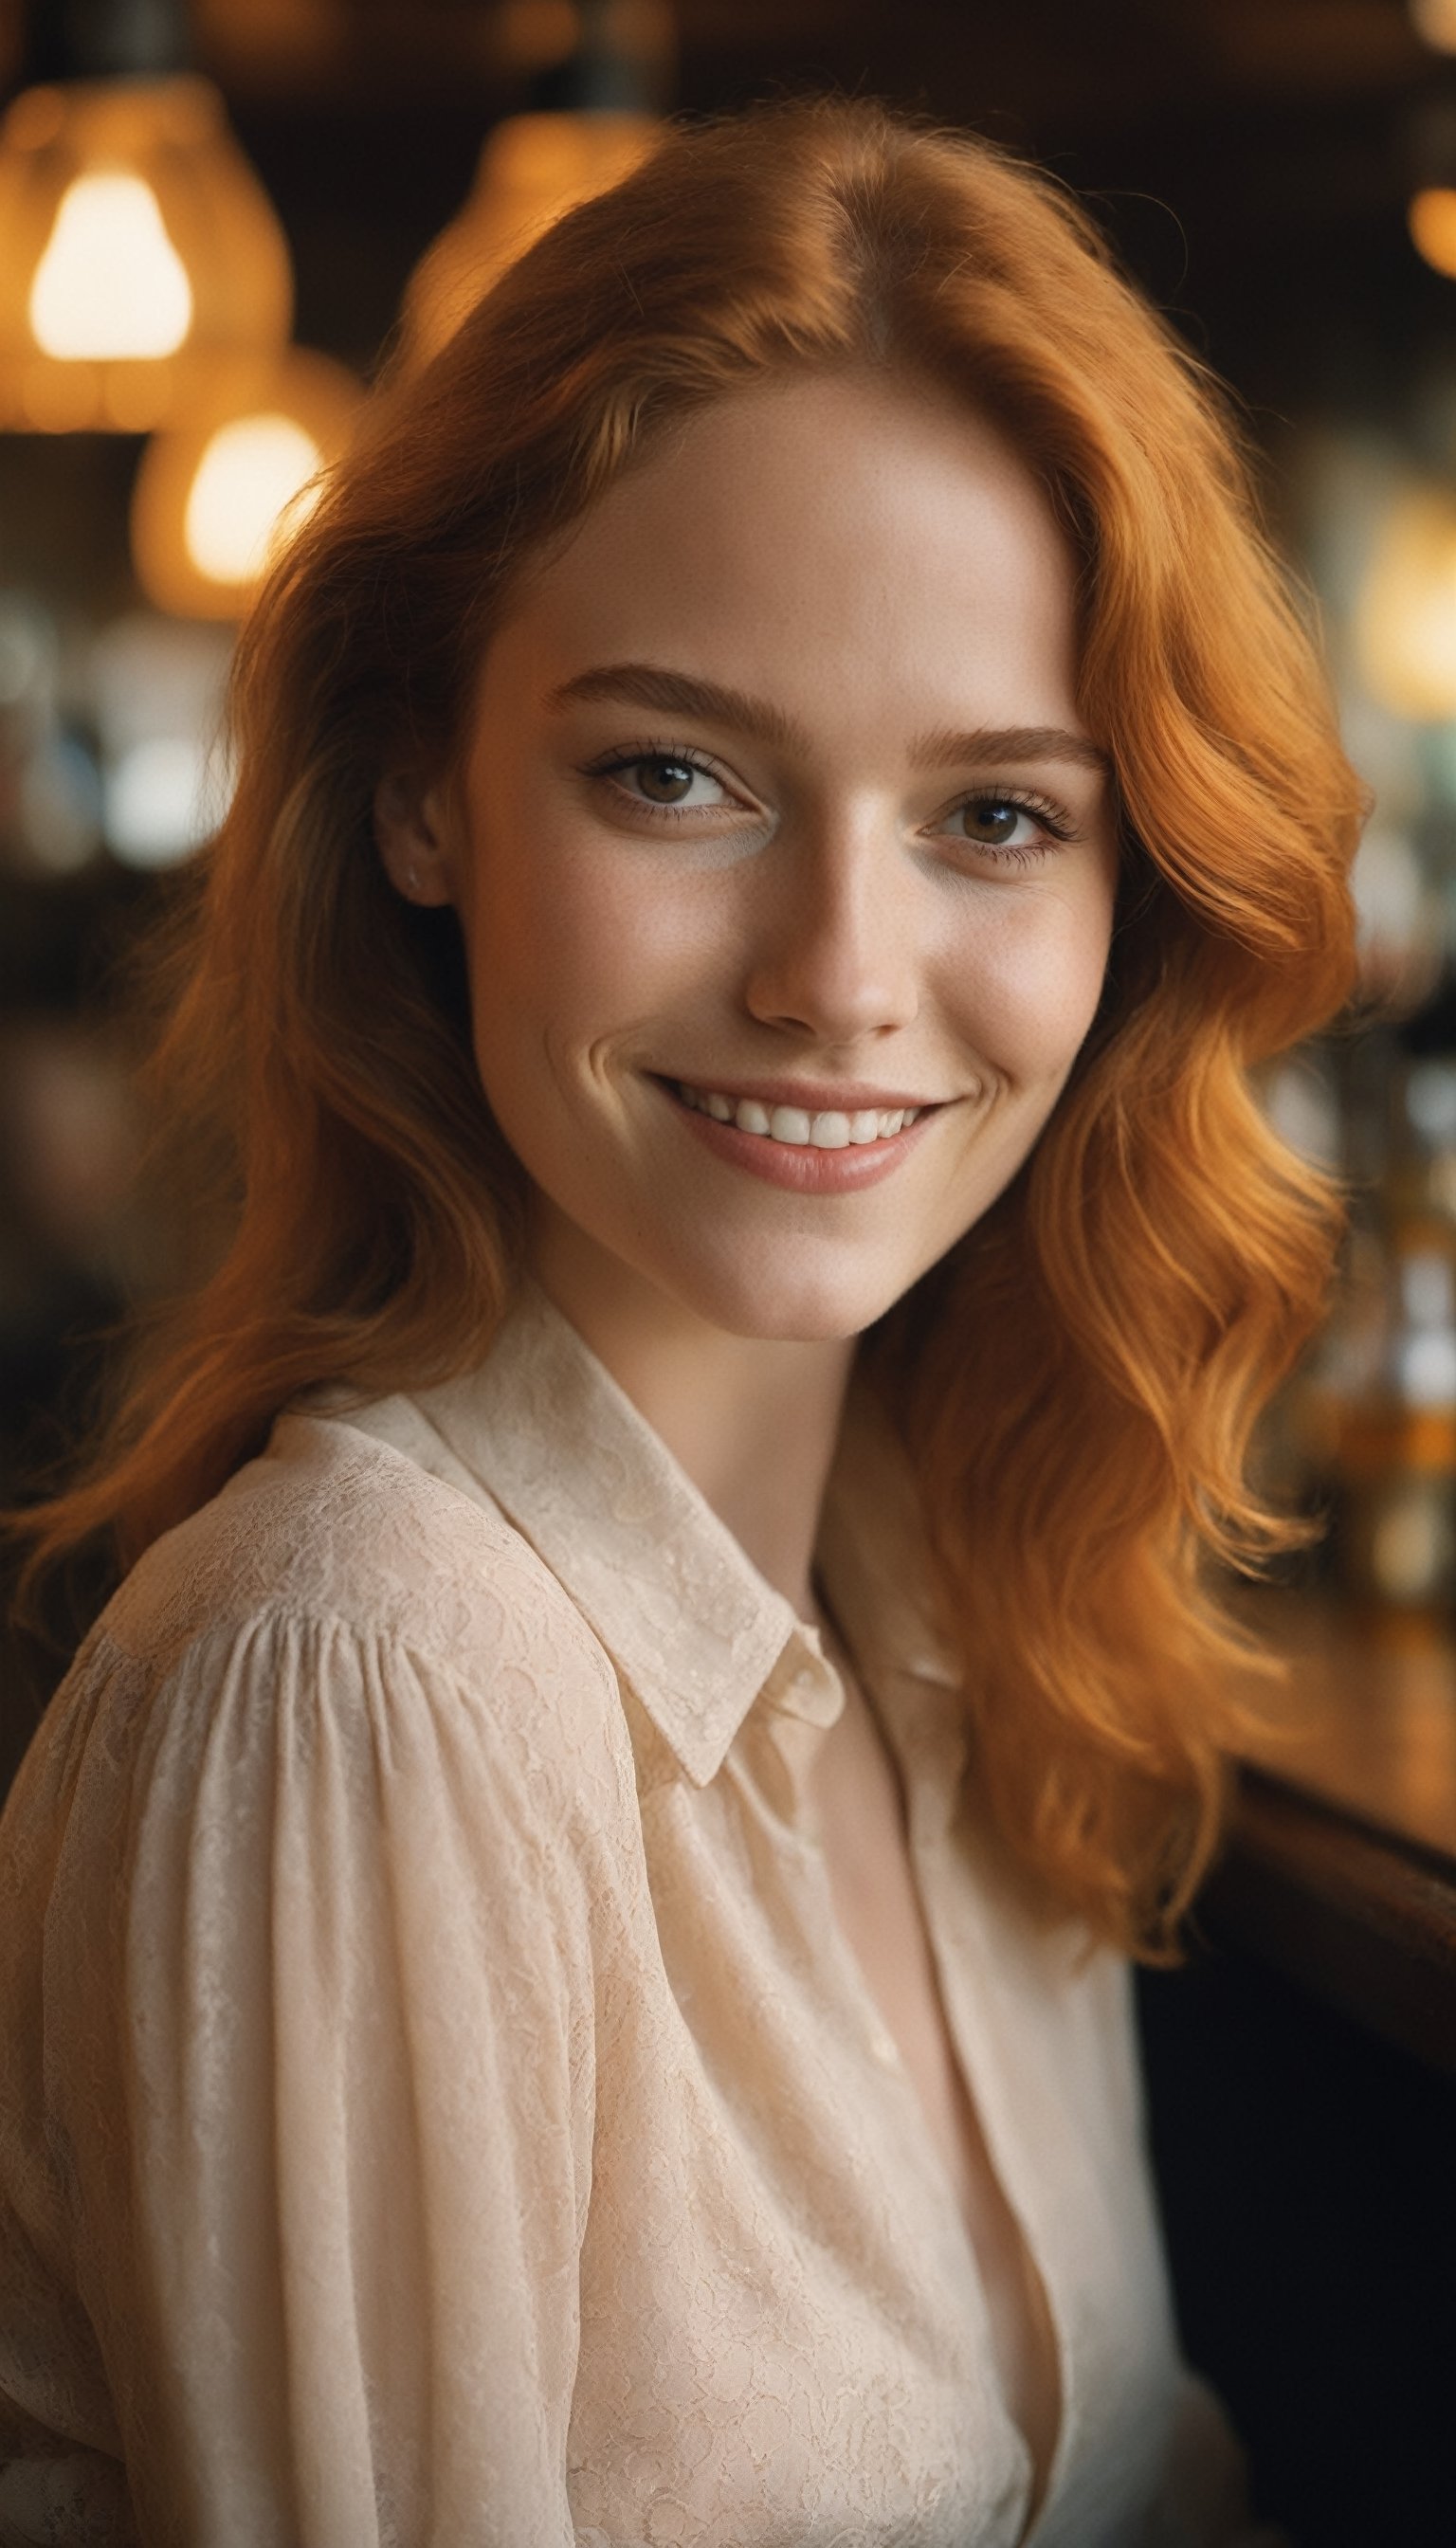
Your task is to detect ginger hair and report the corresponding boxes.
[17,99,1361,1953]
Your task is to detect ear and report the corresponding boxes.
[373,770,459,908]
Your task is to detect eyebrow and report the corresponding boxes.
[548,663,1112,779]
[550,664,805,752]
[910,720,1112,778]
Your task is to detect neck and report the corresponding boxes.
[530,1231,855,1621]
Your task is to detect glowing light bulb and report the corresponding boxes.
[1410,187,1456,279]
[29,171,192,359]
[0,76,294,429]
[1411,0,1456,51]
[1356,490,1456,720]
[132,344,360,616]
[182,410,323,582]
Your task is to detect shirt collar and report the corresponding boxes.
[406,1283,958,1789]
[407,1285,825,1784]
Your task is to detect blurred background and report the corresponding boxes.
[9,0,1456,1605]
[2,5,1456,2537]
[12,2,1456,1642]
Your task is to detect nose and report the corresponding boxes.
[741,824,920,1045]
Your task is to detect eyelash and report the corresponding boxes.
[581,739,1076,860]
[953,789,1077,866]
[582,740,740,818]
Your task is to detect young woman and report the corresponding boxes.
[0,99,1359,2548]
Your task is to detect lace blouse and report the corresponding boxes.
[0,1286,1265,2546]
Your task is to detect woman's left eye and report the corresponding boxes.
[941,794,1066,859]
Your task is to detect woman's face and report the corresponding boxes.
[394,370,1119,1344]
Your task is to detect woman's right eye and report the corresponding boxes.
[601,754,733,810]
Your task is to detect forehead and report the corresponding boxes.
[478,369,1083,740]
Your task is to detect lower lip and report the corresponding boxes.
[658,1083,939,1193]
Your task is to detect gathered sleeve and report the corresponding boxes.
[8,1589,627,2548]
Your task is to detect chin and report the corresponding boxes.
[658,1241,920,1347]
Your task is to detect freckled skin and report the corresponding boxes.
[432,369,1119,1347]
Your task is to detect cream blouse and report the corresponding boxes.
[0,1286,1266,2548]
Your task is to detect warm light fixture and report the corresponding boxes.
[400,0,671,366]
[1411,0,1456,50]
[0,74,292,430]
[1355,487,1456,720]
[30,169,192,357]
[402,109,657,367]
[1410,185,1456,278]
[181,411,322,583]
[130,348,362,618]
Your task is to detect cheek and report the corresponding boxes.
[463,816,610,1026]
[943,897,1113,1079]
[463,822,726,1075]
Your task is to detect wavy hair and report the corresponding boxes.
[17,98,1361,1953]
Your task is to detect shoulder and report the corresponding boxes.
[87,1409,625,1790]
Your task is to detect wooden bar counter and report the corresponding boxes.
[1138,1595,1456,2541]
[1208,1592,1456,2076]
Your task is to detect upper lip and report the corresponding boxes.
[658,1073,947,1112]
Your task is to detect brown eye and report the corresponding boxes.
[633,757,698,804]
[960,798,1023,845]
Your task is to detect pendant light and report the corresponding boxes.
[1411,0,1456,48]
[130,347,362,618]
[1410,186,1456,279]
[1355,488,1456,722]
[401,0,673,369]
[0,0,292,430]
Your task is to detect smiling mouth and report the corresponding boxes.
[671,1081,929,1149]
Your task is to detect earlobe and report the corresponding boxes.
[373,772,458,907]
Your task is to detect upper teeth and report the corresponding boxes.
[676,1083,922,1146]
